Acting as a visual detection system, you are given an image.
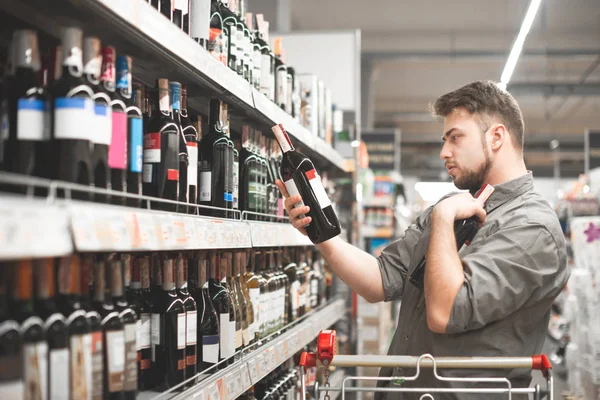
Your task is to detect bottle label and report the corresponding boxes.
[190,0,210,42]
[248,169,260,210]
[187,142,198,185]
[143,132,161,163]
[233,160,239,209]
[291,281,300,320]
[70,333,92,400]
[94,104,112,145]
[177,313,186,350]
[202,335,219,364]
[219,313,230,359]
[260,54,272,95]
[199,170,212,201]
[16,99,46,141]
[54,97,94,140]
[229,320,236,356]
[151,313,161,360]
[235,328,242,350]
[306,169,331,208]
[90,332,103,400]
[138,314,151,350]
[50,348,70,400]
[311,280,319,307]
[142,164,153,183]
[168,169,179,181]
[109,110,128,169]
[124,323,138,391]
[249,288,260,331]
[242,328,249,347]
[186,310,197,345]
[0,380,24,399]
[106,330,125,392]
[129,117,143,173]
[170,84,181,111]
[24,341,48,400]
[209,28,225,66]
[276,68,288,108]
[284,178,307,218]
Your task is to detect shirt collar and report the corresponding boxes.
[484,171,534,213]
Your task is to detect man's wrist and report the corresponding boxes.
[433,204,456,224]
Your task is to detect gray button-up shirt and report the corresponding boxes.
[375,172,569,400]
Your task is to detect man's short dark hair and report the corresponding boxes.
[430,80,525,151]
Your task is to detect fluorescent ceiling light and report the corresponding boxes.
[500,0,543,88]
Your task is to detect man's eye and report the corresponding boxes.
[452,135,459,141]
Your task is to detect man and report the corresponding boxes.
[276,80,569,399]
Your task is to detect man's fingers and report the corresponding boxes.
[293,216,312,229]
[284,195,302,210]
[276,179,290,198]
[289,206,310,220]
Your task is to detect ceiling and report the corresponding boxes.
[257,0,600,179]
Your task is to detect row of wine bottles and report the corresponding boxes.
[0,27,293,219]
[146,0,300,118]
[0,247,332,399]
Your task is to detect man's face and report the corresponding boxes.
[440,108,492,192]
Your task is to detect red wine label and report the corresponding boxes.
[143,132,161,163]
[151,314,160,362]
[177,313,186,350]
[106,330,125,393]
[17,99,46,141]
[123,324,137,392]
[202,335,219,364]
[199,171,212,201]
[219,313,231,358]
[93,103,112,146]
[186,310,197,346]
[138,314,151,350]
[70,333,92,400]
[167,169,179,181]
[209,28,227,66]
[108,110,128,169]
[140,359,151,370]
[233,160,239,209]
[186,355,197,367]
[177,359,185,371]
[283,178,308,225]
[50,348,70,399]
[90,332,103,400]
[23,341,48,400]
[187,142,198,184]
[306,169,331,209]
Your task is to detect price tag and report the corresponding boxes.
[282,339,290,359]
[136,212,159,250]
[208,382,220,400]
[224,224,235,247]
[193,390,206,400]
[217,378,228,400]
[248,358,260,384]
[196,218,207,247]
[184,217,197,248]
[107,211,134,250]
[274,345,282,365]
[160,214,176,248]
[226,373,236,399]
[240,364,251,390]
[257,354,266,379]
[70,205,101,251]
[173,216,187,248]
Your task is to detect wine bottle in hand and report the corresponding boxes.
[271,123,340,244]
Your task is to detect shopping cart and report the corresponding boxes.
[299,330,554,400]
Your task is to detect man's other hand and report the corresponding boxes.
[433,192,487,223]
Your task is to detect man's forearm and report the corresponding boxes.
[317,237,385,303]
[424,209,465,333]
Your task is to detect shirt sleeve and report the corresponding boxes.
[377,207,431,302]
[446,223,568,334]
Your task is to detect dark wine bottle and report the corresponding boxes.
[221,103,235,217]
[188,255,219,374]
[224,253,242,359]
[239,126,259,218]
[220,2,239,74]
[198,99,229,217]
[51,27,94,197]
[273,38,288,112]
[79,255,105,400]
[233,252,250,348]
[143,79,180,211]
[55,256,95,400]
[173,8,183,29]
[160,0,172,20]
[111,256,138,399]
[4,30,50,185]
[272,124,341,244]
[127,256,153,390]
[181,85,198,214]
[116,56,143,207]
[283,249,300,323]
[207,253,234,367]
[152,256,186,390]
[175,255,198,385]
[255,14,274,101]
[0,265,24,397]
[208,0,228,66]
[0,39,14,172]
[83,36,112,202]
[101,46,128,205]
[169,82,190,213]
[92,258,125,400]
[10,260,47,400]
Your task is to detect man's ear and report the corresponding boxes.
[490,124,506,151]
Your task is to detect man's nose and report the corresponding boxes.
[440,142,452,160]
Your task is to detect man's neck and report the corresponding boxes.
[485,156,528,187]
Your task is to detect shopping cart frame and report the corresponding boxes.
[299,330,554,400]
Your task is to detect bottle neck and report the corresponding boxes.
[110,260,125,299]
[123,255,132,290]
[181,87,189,113]
[82,37,101,84]
[272,124,294,153]
[13,260,33,305]
[154,80,170,114]
[162,259,176,291]
[93,262,106,303]
[100,46,116,92]
[34,259,55,300]
[115,55,132,100]
[170,82,182,113]
[57,256,81,298]
[153,255,163,287]
[13,30,41,73]
[175,257,187,290]
[60,27,84,73]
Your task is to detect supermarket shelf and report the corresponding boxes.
[0,0,349,172]
[140,297,346,400]
[0,173,314,259]
[360,226,394,238]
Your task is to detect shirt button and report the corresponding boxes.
[403,335,409,341]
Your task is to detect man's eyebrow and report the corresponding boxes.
[442,128,457,142]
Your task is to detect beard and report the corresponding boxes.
[452,146,492,193]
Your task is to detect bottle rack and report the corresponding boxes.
[0,172,314,260]
[0,0,348,172]
[138,297,346,400]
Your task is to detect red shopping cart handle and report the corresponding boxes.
[299,330,337,369]
[532,354,552,377]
